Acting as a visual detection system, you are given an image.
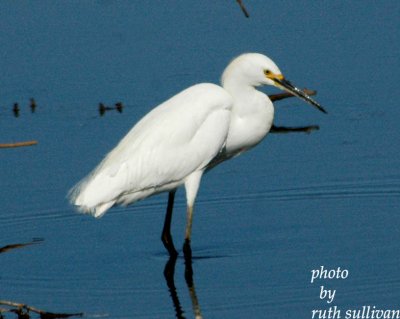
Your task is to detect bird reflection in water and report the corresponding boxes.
[161,189,202,318]
[163,250,203,319]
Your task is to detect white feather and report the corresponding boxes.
[69,53,324,221]
[69,83,232,216]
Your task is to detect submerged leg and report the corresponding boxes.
[161,190,178,257]
[184,244,202,318]
[163,255,185,318]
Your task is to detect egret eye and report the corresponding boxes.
[264,69,271,77]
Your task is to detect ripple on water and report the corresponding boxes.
[197,178,400,206]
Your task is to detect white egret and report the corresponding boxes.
[69,53,326,256]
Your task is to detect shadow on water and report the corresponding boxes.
[164,253,202,319]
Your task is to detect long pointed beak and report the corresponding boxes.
[274,77,327,114]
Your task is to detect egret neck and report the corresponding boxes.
[222,81,274,157]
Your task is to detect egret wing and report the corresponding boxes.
[69,83,232,216]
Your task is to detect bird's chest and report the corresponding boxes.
[225,103,274,155]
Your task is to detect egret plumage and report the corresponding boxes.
[69,53,326,256]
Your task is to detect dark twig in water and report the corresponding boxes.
[30,98,37,113]
[13,103,20,117]
[268,89,321,134]
[269,89,316,102]
[0,140,38,149]
[236,0,250,18]
[99,102,124,116]
[0,300,83,319]
[115,102,123,113]
[270,125,320,134]
[0,239,43,254]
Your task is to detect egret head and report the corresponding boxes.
[222,53,281,87]
[222,53,327,113]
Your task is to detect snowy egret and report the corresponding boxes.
[69,53,326,256]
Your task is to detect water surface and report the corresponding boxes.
[1,1,399,318]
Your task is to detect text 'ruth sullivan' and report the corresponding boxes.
[312,305,400,319]
[310,266,400,319]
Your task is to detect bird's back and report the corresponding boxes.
[69,83,233,217]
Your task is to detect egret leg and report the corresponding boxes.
[185,205,194,242]
[183,170,203,258]
[183,205,194,259]
[161,190,178,257]
[184,244,202,318]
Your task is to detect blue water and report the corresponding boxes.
[1,1,399,318]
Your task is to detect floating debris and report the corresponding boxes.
[267,89,319,135]
[0,300,83,319]
[30,98,37,113]
[99,102,124,116]
[99,102,107,116]
[270,125,320,134]
[0,239,43,254]
[115,102,123,113]
[13,103,20,117]
[0,140,38,149]
[0,239,83,318]
[236,0,249,18]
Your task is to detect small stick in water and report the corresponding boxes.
[0,140,38,149]
[236,0,250,18]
